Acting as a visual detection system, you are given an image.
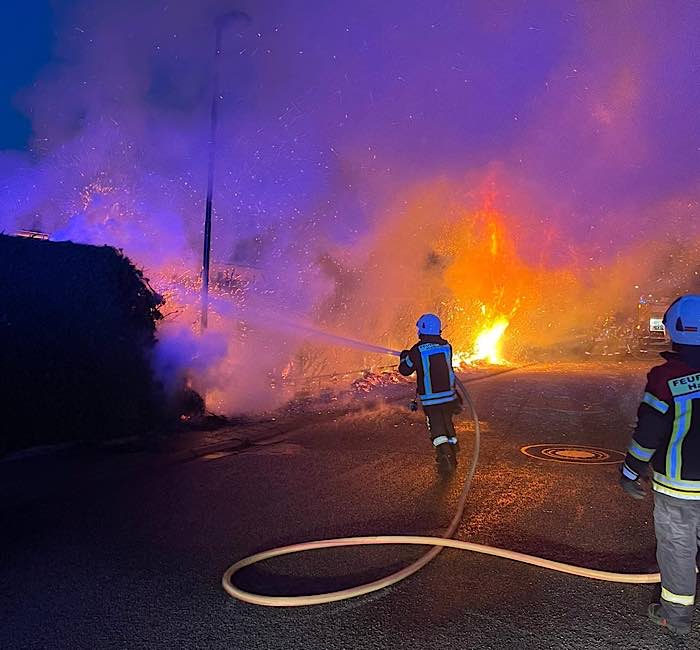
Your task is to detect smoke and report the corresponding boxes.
[2,1,699,412]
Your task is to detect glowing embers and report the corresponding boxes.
[520,444,625,465]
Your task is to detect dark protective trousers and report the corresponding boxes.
[423,402,458,448]
[653,491,700,628]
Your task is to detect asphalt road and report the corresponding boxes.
[2,361,699,649]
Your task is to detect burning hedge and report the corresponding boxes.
[0,234,170,451]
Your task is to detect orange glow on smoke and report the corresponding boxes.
[349,181,589,370]
[432,202,535,363]
[411,186,581,365]
[490,230,498,257]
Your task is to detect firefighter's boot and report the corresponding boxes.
[433,437,456,477]
[647,604,692,636]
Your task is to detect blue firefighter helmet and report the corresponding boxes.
[664,295,700,346]
[416,313,441,336]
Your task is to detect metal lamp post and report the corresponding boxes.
[201,11,250,330]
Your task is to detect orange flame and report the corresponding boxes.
[454,316,510,366]
[471,317,510,363]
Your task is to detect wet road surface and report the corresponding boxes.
[2,361,699,649]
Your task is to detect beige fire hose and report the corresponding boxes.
[222,378,660,607]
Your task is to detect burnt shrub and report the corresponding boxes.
[0,234,174,451]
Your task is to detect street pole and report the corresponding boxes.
[200,24,223,331]
[200,11,250,331]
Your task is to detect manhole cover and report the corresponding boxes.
[520,444,625,465]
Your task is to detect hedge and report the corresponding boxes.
[0,234,173,451]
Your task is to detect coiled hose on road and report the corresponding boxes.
[222,378,660,607]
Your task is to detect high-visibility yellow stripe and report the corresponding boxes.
[652,483,700,500]
[662,587,695,606]
[678,400,693,479]
[653,472,700,491]
[666,399,692,480]
[628,440,655,462]
[643,392,669,414]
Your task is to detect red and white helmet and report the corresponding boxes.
[663,295,700,346]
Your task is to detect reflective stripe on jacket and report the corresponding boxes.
[624,351,700,499]
[398,335,456,406]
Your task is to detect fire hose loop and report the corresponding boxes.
[222,378,660,607]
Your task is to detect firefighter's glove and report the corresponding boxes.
[399,349,410,361]
[619,475,647,500]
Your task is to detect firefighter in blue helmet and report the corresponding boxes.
[620,295,700,636]
[399,313,461,476]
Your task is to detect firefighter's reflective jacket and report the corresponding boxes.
[398,335,457,406]
[624,351,700,499]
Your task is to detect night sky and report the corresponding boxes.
[2,2,698,255]
[0,1,54,149]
